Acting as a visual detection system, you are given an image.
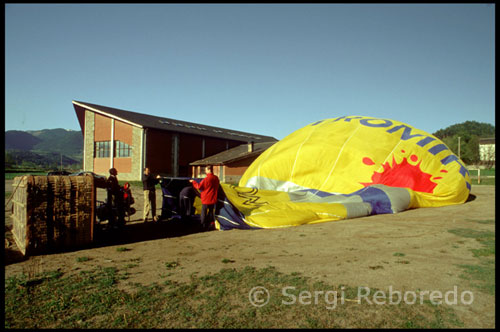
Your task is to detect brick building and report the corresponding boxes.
[73,101,277,181]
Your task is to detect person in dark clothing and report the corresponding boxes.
[179,185,200,220]
[190,165,220,231]
[142,167,160,222]
[107,168,125,228]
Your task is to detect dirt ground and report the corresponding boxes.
[4,180,496,328]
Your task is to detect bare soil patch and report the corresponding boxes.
[4,181,495,328]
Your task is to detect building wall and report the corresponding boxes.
[84,110,95,172]
[479,143,495,162]
[190,165,223,180]
[190,156,259,184]
[191,165,202,178]
[114,120,133,145]
[145,133,245,178]
[179,134,204,177]
[85,111,140,180]
[94,156,110,175]
[145,128,173,176]
[224,157,257,175]
[131,126,143,181]
[93,113,111,175]
[205,137,240,157]
[112,120,133,176]
[94,113,112,141]
[222,156,259,184]
[84,110,256,180]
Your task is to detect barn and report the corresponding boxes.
[72,100,277,181]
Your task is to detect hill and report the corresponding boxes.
[27,128,83,158]
[432,121,495,165]
[5,129,83,170]
[4,130,42,150]
[432,121,495,139]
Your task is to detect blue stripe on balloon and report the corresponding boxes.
[345,186,394,214]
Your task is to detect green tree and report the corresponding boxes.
[5,152,16,168]
[433,121,495,139]
[434,121,494,165]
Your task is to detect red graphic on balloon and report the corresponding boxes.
[361,153,438,193]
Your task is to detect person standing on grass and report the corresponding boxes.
[142,167,160,222]
[190,165,220,231]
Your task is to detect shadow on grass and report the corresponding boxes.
[4,216,209,266]
[92,216,207,248]
[465,193,477,203]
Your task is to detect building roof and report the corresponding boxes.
[190,141,276,166]
[479,137,495,145]
[72,100,277,142]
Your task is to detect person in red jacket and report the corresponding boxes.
[190,165,220,231]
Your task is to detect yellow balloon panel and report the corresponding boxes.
[239,116,471,208]
[215,182,413,230]
[217,183,348,229]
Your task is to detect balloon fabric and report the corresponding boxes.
[213,116,471,230]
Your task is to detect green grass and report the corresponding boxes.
[471,178,496,185]
[466,168,495,185]
[448,224,495,295]
[457,261,495,295]
[465,219,495,225]
[119,180,143,188]
[5,265,465,329]
[467,168,495,177]
[5,172,48,180]
[165,261,180,269]
[76,256,91,263]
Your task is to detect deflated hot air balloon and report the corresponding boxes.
[214,116,471,230]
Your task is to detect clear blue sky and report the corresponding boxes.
[5,3,495,140]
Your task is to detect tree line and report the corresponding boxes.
[5,150,82,171]
[432,121,495,166]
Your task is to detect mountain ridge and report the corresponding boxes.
[5,129,83,169]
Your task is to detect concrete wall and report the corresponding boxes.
[84,110,95,172]
[131,126,143,181]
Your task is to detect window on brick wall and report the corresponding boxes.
[114,140,131,158]
[95,141,111,158]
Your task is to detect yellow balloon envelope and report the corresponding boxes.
[214,116,471,230]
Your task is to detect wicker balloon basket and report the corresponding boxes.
[11,175,96,256]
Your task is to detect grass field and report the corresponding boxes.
[467,168,495,177]
[6,219,495,328]
[5,263,466,329]
[4,172,495,327]
[5,172,48,180]
[448,219,495,296]
[467,168,495,185]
